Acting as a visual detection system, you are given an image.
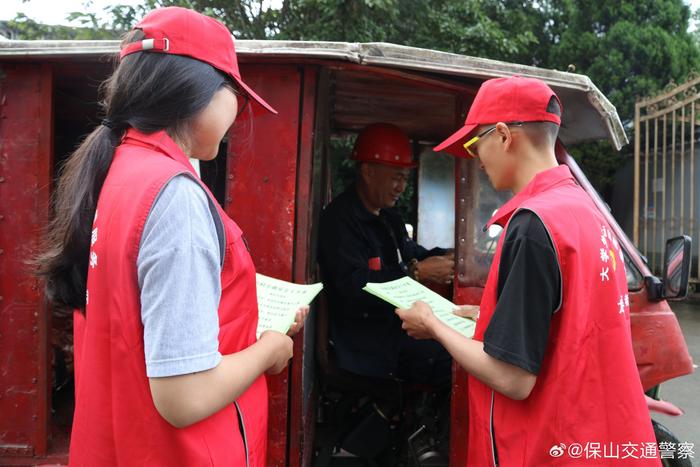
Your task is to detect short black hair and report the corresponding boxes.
[522,96,560,149]
[546,95,562,116]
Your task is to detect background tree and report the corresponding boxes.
[541,1,700,199]
[2,12,122,39]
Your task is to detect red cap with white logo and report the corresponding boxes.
[120,7,277,115]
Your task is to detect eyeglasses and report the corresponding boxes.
[463,121,524,158]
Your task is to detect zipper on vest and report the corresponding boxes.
[234,401,250,467]
[490,390,498,466]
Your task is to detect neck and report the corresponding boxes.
[169,131,191,157]
[355,184,380,215]
[511,147,558,194]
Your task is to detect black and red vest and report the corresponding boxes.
[467,165,658,466]
[70,129,267,466]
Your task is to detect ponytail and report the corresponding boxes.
[33,30,230,314]
[33,124,122,311]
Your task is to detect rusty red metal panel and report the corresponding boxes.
[450,106,477,465]
[451,294,477,461]
[449,365,469,467]
[35,63,53,458]
[629,291,694,390]
[288,66,317,467]
[226,64,302,467]
[0,64,53,459]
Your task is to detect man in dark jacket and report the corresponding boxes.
[318,123,454,385]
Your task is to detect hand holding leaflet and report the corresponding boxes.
[363,276,476,338]
[256,273,323,338]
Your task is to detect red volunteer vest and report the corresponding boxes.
[467,166,658,466]
[70,129,268,466]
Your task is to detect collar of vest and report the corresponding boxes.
[485,164,575,230]
[121,127,198,177]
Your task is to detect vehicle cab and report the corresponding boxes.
[0,39,693,466]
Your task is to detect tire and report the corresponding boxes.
[652,420,693,467]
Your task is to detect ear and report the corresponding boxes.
[359,162,373,183]
[494,122,514,151]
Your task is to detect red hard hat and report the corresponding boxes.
[351,123,416,168]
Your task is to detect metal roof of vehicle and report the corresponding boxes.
[0,39,628,149]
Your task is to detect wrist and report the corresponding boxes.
[257,333,279,368]
[427,314,450,341]
[427,313,442,337]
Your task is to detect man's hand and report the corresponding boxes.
[287,306,310,337]
[395,300,440,340]
[417,254,455,284]
[453,305,479,321]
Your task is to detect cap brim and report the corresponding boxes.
[433,123,478,158]
[235,77,278,115]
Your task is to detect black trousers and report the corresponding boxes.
[396,333,452,389]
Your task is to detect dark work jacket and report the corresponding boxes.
[317,186,445,379]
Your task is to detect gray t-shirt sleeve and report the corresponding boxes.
[137,173,226,378]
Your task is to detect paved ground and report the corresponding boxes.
[653,298,700,466]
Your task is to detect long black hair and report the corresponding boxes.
[34,30,234,313]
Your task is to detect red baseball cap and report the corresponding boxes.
[434,76,562,157]
[120,7,277,115]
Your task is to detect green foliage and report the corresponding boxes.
[542,1,700,195]
[409,0,544,63]
[548,0,700,123]
[569,141,626,201]
[65,3,146,35]
[3,12,121,39]
[329,135,357,198]
[108,0,291,39]
[275,0,544,63]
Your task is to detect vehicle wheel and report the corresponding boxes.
[652,420,692,467]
